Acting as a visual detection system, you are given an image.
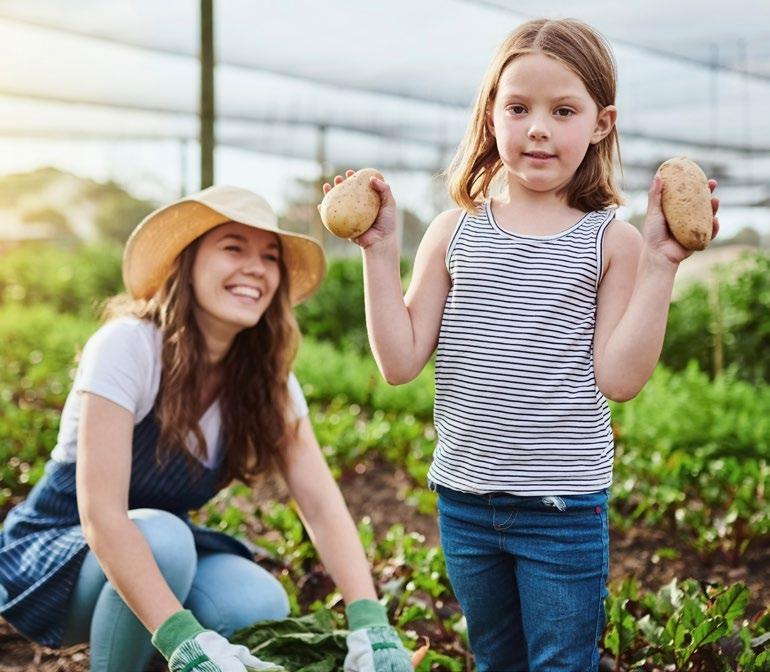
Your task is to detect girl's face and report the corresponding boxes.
[191,222,281,335]
[489,52,616,198]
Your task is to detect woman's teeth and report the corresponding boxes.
[228,285,262,300]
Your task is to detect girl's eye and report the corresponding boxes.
[224,245,242,253]
[264,254,279,263]
[507,105,527,115]
[555,108,575,117]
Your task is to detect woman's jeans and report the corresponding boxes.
[435,484,609,672]
[60,509,290,672]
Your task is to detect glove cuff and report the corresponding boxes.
[151,609,206,660]
[345,598,389,631]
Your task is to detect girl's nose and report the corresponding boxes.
[527,114,551,140]
[527,123,550,140]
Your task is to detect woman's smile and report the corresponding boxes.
[225,283,264,304]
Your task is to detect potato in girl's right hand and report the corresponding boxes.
[319,168,384,239]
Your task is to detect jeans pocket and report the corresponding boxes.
[491,502,518,530]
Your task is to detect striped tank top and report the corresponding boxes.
[428,202,616,495]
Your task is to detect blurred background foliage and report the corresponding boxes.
[1,171,769,667]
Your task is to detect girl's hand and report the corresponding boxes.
[322,170,399,251]
[642,173,720,266]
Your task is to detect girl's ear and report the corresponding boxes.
[486,106,496,138]
[590,105,618,144]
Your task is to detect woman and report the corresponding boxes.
[0,185,413,672]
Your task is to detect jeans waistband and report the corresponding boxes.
[431,481,609,511]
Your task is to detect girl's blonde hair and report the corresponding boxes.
[446,18,623,213]
[102,232,300,489]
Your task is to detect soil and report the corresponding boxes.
[1,458,767,671]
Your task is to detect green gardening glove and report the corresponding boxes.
[152,609,286,672]
[343,599,413,672]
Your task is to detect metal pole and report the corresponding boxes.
[314,124,327,245]
[180,138,189,197]
[741,39,753,187]
[200,0,215,189]
[710,43,719,174]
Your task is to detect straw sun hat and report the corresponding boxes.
[122,185,326,305]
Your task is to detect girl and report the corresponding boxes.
[327,18,720,672]
[0,186,413,672]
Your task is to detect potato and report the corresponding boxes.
[658,157,713,251]
[319,168,384,238]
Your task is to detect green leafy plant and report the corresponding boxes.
[604,578,769,670]
[663,251,770,383]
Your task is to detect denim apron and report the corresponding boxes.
[0,406,252,648]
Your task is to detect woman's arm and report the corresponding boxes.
[76,392,183,632]
[593,176,719,402]
[279,415,378,603]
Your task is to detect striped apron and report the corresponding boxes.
[0,407,252,648]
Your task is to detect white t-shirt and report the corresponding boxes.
[51,317,309,468]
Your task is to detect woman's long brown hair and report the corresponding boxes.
[103,232,300,489]
[445,18,624,213]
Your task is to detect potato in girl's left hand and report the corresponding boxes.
[658,157,713,251]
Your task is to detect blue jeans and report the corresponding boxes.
[60,509,290,672]
[435,484,609,672]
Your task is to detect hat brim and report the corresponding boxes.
[123,198,325,306]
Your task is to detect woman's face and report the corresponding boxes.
[191,222,282,336]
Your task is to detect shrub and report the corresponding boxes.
[662,251,770,383]
[295,257,409,354]
[0,243,123,317]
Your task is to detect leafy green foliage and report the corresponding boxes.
[662,251,770,383]
[2,243,770,668]
[86,180,155,243]
[604,578,770,670]
[610,363,770,562]
[0,167,156,244]
[22,207,71,236]
[0,243,123,317]
[295,338,434,419]
[231,610,347,672]
[295,257,409,355]
[0,304,96,504]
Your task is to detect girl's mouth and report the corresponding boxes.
[524,152,555,161]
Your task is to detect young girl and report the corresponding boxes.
[0,186,413,672]
[326,18,720,672]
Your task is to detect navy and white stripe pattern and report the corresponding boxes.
[0,408,251,648]
[428,202,616,496]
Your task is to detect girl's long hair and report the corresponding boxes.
[446,18,623,213]
[103,233,300,489]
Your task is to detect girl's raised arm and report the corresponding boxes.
[353,178,458,384]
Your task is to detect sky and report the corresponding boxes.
[1,1,769,237]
